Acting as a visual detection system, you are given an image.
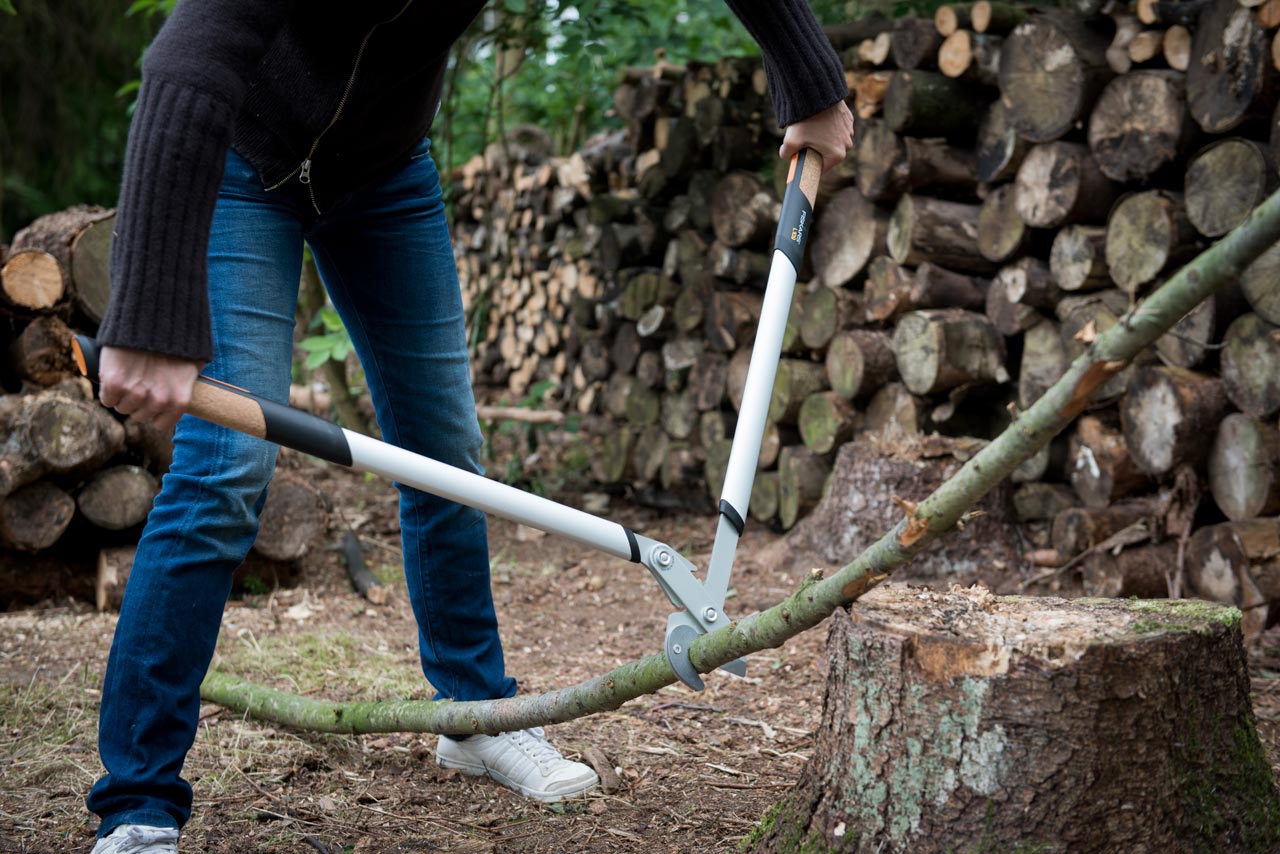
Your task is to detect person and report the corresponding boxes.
[85,1,853,851]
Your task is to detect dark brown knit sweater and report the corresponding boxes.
[98,0,847,363]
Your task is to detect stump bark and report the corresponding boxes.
[746,586,1280,854]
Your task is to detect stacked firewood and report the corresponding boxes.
[453,0,1280,628]
[0,207,326,609]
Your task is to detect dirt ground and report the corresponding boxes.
[4,444,1280,854]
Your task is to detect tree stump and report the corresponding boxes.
[746,586,1280,854]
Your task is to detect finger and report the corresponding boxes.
[779,139,800,161]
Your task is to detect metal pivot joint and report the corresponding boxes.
[637,537,746,690]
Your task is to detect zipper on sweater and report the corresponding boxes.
[265,0,415,208]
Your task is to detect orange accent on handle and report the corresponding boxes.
[71,337,88,377]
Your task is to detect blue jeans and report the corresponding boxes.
[87,139,517,836]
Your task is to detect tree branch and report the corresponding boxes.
[201,187,1280,736]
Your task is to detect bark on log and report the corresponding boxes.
[1119,366,1229,475]
[1050,224,1110,292]
[252,474,327,562]
[1241,241,1280,326]
[704,290,762,352]
[1057,291,1138,404]
[972,1,1027,35]
[76,465,159,531]
[999,12,1115,143]
[883,71,987,139]
[938,31,1002,86]
[768,359,829,426]
[988,257,1058,336]
[864,383,926,437]
[711,172,777,249]
[888,195,995,273]
[1185,521,1274,635]
[747,588,1280,854]
[1187,0,1273,133]
[892,309,1009,395]
[1014,141,1116,229]
[1051,493,1173,566]
[977,183,1030,263]
[891,16,943,70]
[777,445,831,532]
[1081,541,1177,598]
[1105,190,1199,293]
[749,471,779,525]
[0,389,125,497]
[1138,0,1212,27]
[976,98,1028,185]
[854,121,978,203]
[1087,70,1192,183]
[799,392,860,455]
[8,205,114,321]
[630,425,670,485]
[1221,312,1280,418]
[1210,413,1280,521]
[1155,295,1216,368]
[1018,319,1070,410]
[689,350,728,411]
[826,329,897,400]
[867,257,985,323]
[1013,481,1077,522]
[1068,415,1150,509]
[809,187,887,287]
[11,315,77,385]
[1185,138,1278,237]
[0,480,75,552]
[799,286,860,350]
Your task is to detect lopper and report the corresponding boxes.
[74,149,824,691]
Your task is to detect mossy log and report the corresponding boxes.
[746,588,1279,853]
[1185,139,1277,238]
[1106,190,1200,293]
[853,121,977,203]
[1014,141,1117,229]
[809,186,887,288]
[882,70,987,139]
[892,309,1008,395]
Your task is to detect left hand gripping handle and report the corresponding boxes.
[72,335,354,466]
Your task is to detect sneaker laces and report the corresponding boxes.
[507,727,565,773]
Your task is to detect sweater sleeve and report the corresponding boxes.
[97,0,294,363]
[721,0,848,127]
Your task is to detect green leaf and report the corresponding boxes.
[297,338,333,352]
[0,0,16,14]
[305,350,331,371]
[115,80,141,98]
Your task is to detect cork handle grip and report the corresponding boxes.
[787,148,824,209]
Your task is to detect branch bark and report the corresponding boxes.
[202,187,1280,737]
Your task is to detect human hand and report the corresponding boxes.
[98,345,201,432]
[779,100,855,173]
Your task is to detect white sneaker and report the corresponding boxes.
[90,825,179,854]
[435,727,599,802]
